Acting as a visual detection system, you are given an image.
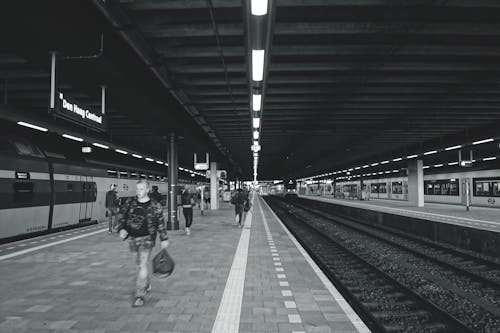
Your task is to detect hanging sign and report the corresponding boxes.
[53,92,106,132]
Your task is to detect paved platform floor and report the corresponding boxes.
[300,194,500,233]
[0,197,369,333]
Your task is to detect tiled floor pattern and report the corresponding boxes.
[0,204,242,333]
[254,196,369,333]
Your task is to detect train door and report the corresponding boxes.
[79,176,94,223]
[461,178,471,207]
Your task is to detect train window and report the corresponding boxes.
[107,169,118,177]
[13,182,34,203]
[130,172,138,178]
[474,180,490,196]
[370,183,378,193]
[11,138,44,157]
[67,183,73,191]
[493,182,500,197]
[119,170,129,178]
[425,179,459,196]
[392,182,403,194]
[378,183,387,193]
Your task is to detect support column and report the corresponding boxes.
[210,161,218,210]
[408,159,424,207]
[167,133,179,230]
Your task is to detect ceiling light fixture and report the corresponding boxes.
[472,138,494,145]
[252,49,265,81]
[62,134,83,142]
[252,117,260,128]
[17,121,48,132]
[92,142,109,149]
[252,94,262,111]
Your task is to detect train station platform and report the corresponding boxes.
[299,195,500,233]
[0,195,369,333]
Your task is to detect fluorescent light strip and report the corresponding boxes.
[354,167,361,170]
[132,154,142,158]
[472,138,494,145]
[380,160,389,164]
[407,154,418,159]
[483,157,497,161]
[392,157,402,162]
[371,163,379,166]
[424,150,437,155]
[62,134,83,142]
[253,117,260,128]
[434,164,443,167]
[448,162,459,165]
[252,49,265,81]
[93,142,109,149]
[145,158,154,162]
[251,0,268,15]
[115,149,128,154]
[252,94,262,111]
[17,121,48,132]
[253,131,259,140]
[362,165,369,168]
[423,166,430,169]
[156,160,164,164]
[445,145,462,151]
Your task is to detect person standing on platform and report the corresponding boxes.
[150,185,162,205]
[117,180,169,307]
[203,186,210,209]
[105,183,119,234]
[231,188,247,228]
[181,186,195,235]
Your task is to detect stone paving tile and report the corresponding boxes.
[256,197,361,333]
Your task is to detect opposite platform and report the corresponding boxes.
[300,194,500,233]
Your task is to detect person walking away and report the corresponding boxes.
[105,184,119,234]
[181,186,195,235]
[117,180,169,307]
[231,188,247,228]
[150,185,162,205]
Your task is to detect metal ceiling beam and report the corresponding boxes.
[273,22,500,36]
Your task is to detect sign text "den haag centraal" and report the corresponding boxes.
[59,92,103,124]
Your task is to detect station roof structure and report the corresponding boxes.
[1,0,500,180]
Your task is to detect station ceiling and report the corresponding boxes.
[1,1,500,180]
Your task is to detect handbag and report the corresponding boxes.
[152,249,175,278]
[244,200,252,212]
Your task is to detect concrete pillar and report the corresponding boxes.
[210,161,218,210]
[408,159,424,207]
[167,133,179,230]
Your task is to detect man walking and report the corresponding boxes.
[117,180,169,307]
[105,184,119,234]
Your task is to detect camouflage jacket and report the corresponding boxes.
[117,197,168,245]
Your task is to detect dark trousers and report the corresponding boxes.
[183,207,193,228]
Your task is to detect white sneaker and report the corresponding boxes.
[186,227,190,235]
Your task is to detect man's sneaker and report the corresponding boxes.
[132,297,144,307]
[186,227,190,235]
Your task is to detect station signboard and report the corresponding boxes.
[52,92,106,132]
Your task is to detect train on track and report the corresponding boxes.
[0,132,203,243]
[301,169,500,208]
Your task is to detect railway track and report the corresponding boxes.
[265,195,500,332]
